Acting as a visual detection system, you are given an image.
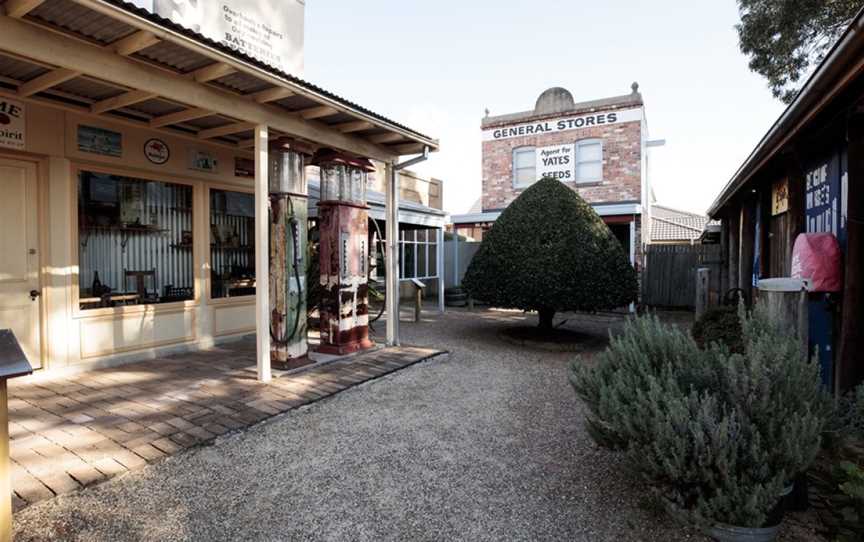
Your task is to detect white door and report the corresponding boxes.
[0,158,41,368]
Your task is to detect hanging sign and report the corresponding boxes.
[771,178,789,215]
[144,138,170,164]
[536,143,575,182]
[0,99,25,150]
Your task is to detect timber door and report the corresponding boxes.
[0,158,41,368]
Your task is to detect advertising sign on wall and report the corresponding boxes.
[132,0,305,76]
[482,107,642,142]
[0,98,25,150]
[806,151,848,246]
[771,178,789,215]
[536,143,575,182]
[78,125,122,157]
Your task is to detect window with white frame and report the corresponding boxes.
[575,139,603,183]
[399,228,439,280]
[512,146,536,188]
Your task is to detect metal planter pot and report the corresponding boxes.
[707,523,779,542]
[706,485,791,542]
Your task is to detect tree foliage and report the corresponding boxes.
[462,177,637,328]
[736,0,862,103]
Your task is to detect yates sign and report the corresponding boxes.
[536,144,575,181]
[0,99,25,150]
[482,108,641,141]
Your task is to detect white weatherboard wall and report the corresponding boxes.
[2,99,260,372]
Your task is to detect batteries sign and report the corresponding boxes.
[143,0,305,76]
[536,143,575,182]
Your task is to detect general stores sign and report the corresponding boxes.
[0,99,25,150]
[536,144,575,181]
[482,107,642,141]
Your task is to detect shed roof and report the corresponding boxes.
[649,205,713,243]
[707,7,864,216]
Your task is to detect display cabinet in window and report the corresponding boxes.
[209,189,256,298]
[77,171,194,309]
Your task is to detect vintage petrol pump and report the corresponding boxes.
[269,139,314,370]
[312,149,375,355]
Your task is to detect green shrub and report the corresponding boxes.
[692,305,744,353]
[571,307,830,528]
[824,384,864,451]
[463,177,637,329]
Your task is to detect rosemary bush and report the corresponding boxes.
[571,307,830,527]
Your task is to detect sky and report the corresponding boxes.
[303,0,790,216]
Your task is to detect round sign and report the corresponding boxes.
[144,138,170,164]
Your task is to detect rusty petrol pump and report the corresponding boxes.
[312,149,376,355]
[268,139,315,370]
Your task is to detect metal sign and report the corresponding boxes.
[771,178,789,215]
[144,138,170,164]
[536,143,575,182]
[0,99,25,150]
[78,125,122,157]
[806,150,847,246]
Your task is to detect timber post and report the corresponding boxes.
[695,268,710,319]
[837,112,864,392]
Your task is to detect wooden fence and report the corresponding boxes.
[641,244,722,309]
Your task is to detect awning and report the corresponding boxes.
[0,0,439,161]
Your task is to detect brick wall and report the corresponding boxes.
[481,107,642,212]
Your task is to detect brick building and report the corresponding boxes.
[451,84,655,267]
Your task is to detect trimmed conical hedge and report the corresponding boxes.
[463,177,637,326]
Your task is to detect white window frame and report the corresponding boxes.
[398,228,439,280]
[575,139,603,184]
[512,146,536,188]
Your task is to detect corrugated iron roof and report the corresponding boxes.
[31,0,133,44]
[0,54,48,81]
[96,0,436,143]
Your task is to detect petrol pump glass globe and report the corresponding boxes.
[338,164,352,201]
[269,149,305,194]
[350,168,366,204]
[319,163,347,202]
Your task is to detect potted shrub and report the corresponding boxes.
[571,307,830,540]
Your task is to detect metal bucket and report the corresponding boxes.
[707,523,779,542]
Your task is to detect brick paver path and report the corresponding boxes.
[8,341,443,510]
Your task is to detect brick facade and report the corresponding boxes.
[481,104,643,212]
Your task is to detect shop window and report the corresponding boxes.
[512,146,536,188]
[210,189,255,298]
[77,171,194,310]
[575,139,603,183]
[399,227,439,280]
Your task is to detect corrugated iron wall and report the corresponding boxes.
[78,174,194,301]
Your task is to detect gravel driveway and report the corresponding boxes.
[11,308,810,541]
